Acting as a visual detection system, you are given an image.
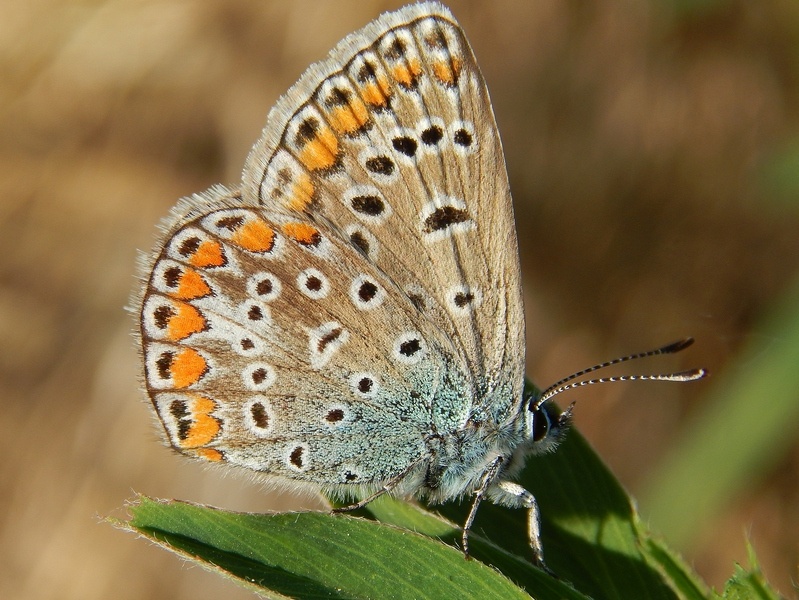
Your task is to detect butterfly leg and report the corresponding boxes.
[495,480,553,574]
[332,487,389,513]
[332,458,424,513]
[462,456,504,559]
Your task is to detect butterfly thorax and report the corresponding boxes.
[417,391,529,503]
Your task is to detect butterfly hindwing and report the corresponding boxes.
[139,185,467,487]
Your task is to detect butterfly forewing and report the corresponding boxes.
[242,3,525,422]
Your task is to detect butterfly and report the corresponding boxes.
[134,1,704,570]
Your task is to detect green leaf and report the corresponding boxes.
[643,537,712,600]
[354,495,585,599]
[116,495,540,600]
[718,566,780,600]
[716,545,782,600]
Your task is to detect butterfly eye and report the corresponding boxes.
[530,406,551,442]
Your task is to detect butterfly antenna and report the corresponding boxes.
[535,338,707,408]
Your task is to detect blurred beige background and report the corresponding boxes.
[2,1,798,598]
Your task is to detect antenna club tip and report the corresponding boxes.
[674,367,708,381]
[662,337,695,354]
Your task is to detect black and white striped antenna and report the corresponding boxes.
[535,337,707,409]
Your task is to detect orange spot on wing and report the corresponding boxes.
[286,172,314,212]
[282,222,320,245]
[170,348,207,388]
[297,127,339,171]
[167,302,206,341]
[180,396,221,448]
[328,99,370,135]
[231,219,276,253]
[191,240,226,268]
[192,395,216,414]
[193,448,223,461]
[432,57,461,86]
[360,77,391,108]
[172,269,211,300]
[392,59,421,87]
